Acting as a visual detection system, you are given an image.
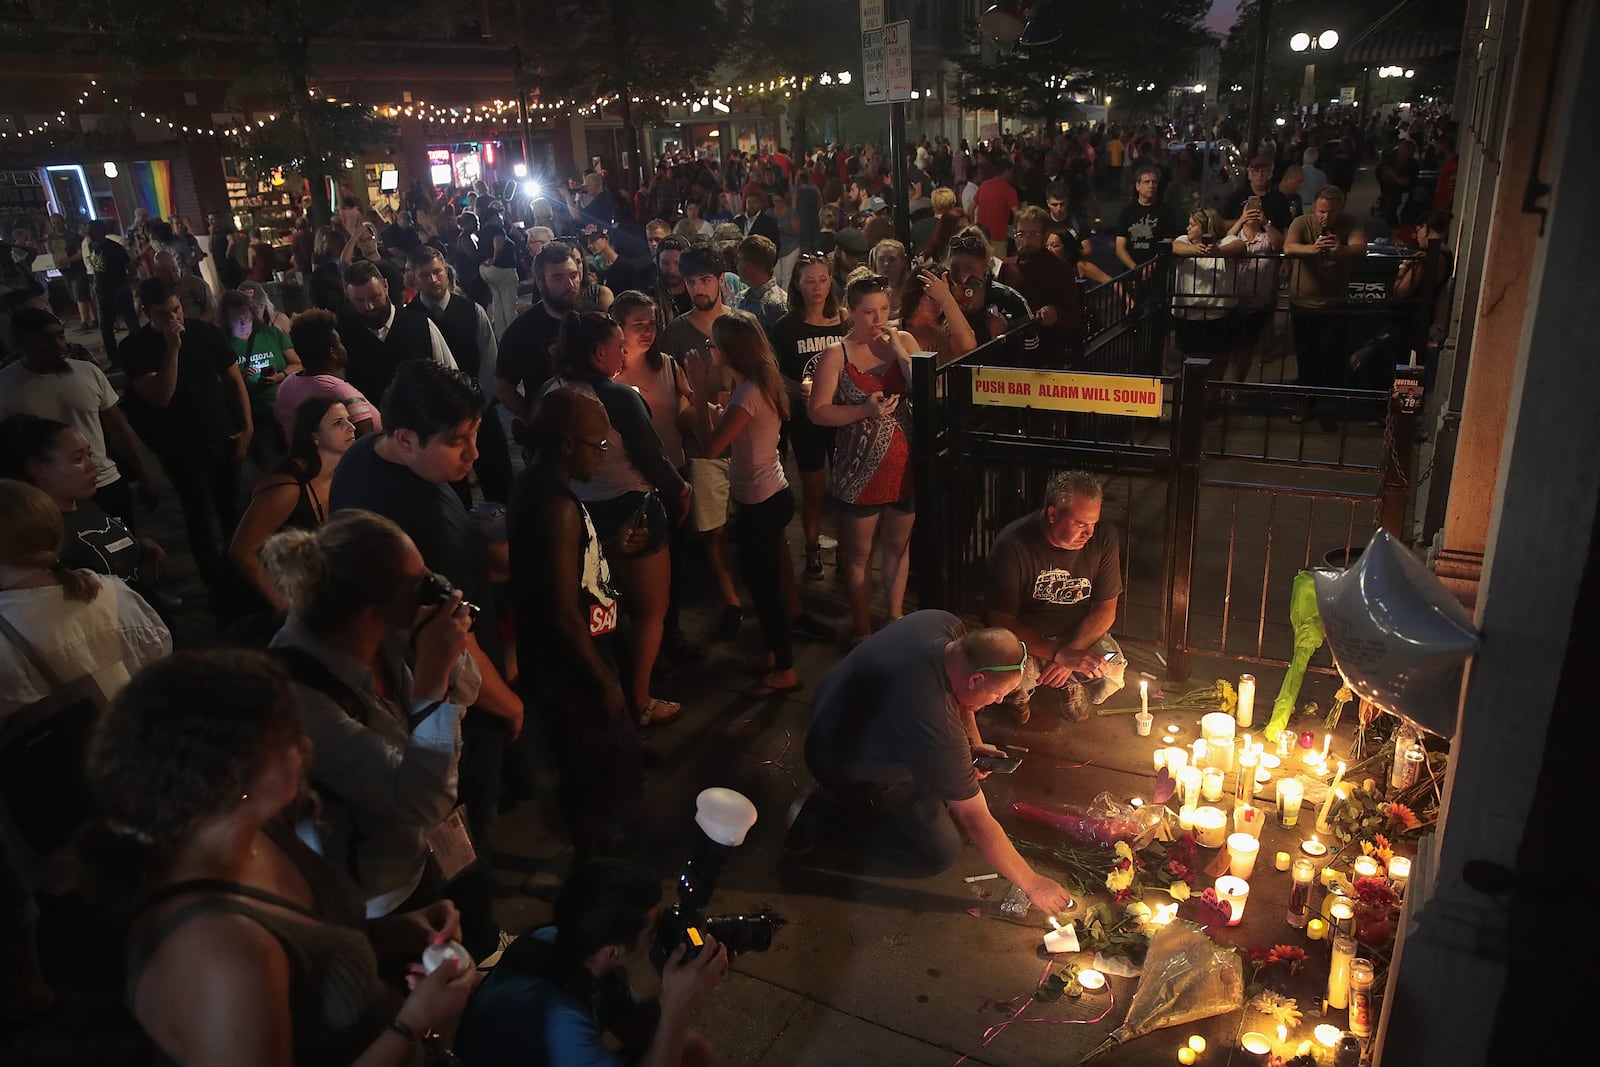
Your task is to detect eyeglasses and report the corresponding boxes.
[974,643,1029,674]
[949,235,988,255]
[577,437,610,452]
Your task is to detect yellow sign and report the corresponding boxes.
[971,368,1165,418]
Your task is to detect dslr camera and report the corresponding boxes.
[649,788,785,969]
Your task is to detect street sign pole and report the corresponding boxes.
[862,0,911,248]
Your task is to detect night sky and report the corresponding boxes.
[1207,0,1242,34]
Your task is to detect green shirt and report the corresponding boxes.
[231,325,291,409]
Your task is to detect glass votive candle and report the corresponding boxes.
[1233,802,1265,839]
[1178,805,1199,832]
[1388,855,1412,894]
[1352,855,1381,881]
[1329,898,1355,938]
[1239,1032,1273,1067]
[1188,1036,1207,1054]
[1201,767,1225,802]
[1177,765,1204,807]
[1274,850,1292,871]
[1226,832,1261,878]
[1194,806,1228,847]
[1214,875,1250,925]
[1275,778,1304,828]
[1177,1048,1196,1065]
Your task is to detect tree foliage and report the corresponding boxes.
[958,0,1212,123]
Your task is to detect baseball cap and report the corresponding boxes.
[835,227,870,255]
[1248,155,1274,169]
[579,222,609,239]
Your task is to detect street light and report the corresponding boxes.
[1288,28,1339,112]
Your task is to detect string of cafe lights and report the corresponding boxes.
[3,66,858,143]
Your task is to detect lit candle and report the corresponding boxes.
[1306,917,1328,940]
[1192,738,1209,764]
[1314,1024,1343,1051]
[1275,778,1305,828]
[1388,855,1412,894]
[1300,834,1328,857]
[1287,858,1315,928]
[1239,1032,1272,1067]
[1352,855,1381,881]
[1195,806,1229,847]
[1315,786,1345,835]
[1202,767,1225,802]
[1329,898,1355,938]
[1177,1047,1197,1065]
[1178,805,1199,832]
[1277,731,1294,758]
[1043,916,1078,954]
[1227,832,1261,878]
[1237,745,1260,799]
[1321,866,1340,888]
[1321,732,1332,761]
[1316,762,1348,833]
[1214,875,1250,925]
[1275,850,1292,871]
[1177,766,1203,808]
[1077,968,1106,991]
[1188,1036,1207,1054]
[1166,747,1189,773]
[1327,934,1356,1008]
[1233,802,1264,839]
[1140,678,1149,717]
[1237,674,1256,728]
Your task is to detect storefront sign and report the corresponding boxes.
[970,368,1164,418]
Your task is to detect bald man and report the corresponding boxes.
[794,610,1072,912]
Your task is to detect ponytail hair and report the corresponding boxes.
[258,509,412,636]
[554,310,622,381]
[0,478,100,603]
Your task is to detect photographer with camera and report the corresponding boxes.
[458,859,724,1067]
[330,360,524,957]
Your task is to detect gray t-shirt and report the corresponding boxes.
[806,610,978,802]
[985,513,1122,640]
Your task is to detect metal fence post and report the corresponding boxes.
[910,350,945,608]
[1381,386,1419,538]
[1165,357,1212,680]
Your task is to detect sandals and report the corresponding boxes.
[638,698,683,727]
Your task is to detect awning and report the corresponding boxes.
[1345,28,1460,66]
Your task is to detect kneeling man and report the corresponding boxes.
[986,470,1127,722]
[794,610,1072,913]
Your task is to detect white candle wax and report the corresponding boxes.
[1352,855,1381,881]
[1321,732,1332,761]
[1077,968,1106,991]
[1178,805,1199,832]
[1300,835,1327,856]
[1388,855,1412,892]
[1140,679,1149,716]
[1194,806,1228,847]
[1275,778,1304,828]
[1327,935,1356,1008]
[1177,766,1203,808]
[1214,875,1250,925]
[1316,762,1348,832]
[1043,927,1077,953]
[1202,767,1225,802]
[1236,674,1255,728]
[1226,832,1261,878]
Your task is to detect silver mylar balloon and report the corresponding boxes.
[1313,529,1479,738]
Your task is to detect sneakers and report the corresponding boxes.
[715,604,746,641]
[790,613,834,642]
[804,546,824,580]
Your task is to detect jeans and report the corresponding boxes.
[153,441,242,590]
[537,677,643,856]
[1290,306,1351,393]
[796,771,963,878]
[732,487,795,671]
[95,285,139,365]
[1026,633,1129,706]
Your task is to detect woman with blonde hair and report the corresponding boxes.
[1170,207,1248,369]
[687,310,829,695]
[868,239,911,323]
[0,478,170,718]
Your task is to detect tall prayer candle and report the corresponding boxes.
[1237,674,1256,728]
[1140,678,1149,717]
[1327,935,1356,1008]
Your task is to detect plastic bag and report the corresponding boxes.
[1080,920,1245,1063]
[1011,792,1170,851]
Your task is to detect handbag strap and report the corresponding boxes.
[0,605,69,691]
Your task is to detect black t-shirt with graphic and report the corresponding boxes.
[985,512,1122,639]
[768,312,846,388]
[1116,200,1181,262]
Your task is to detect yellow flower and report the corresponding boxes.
[1105,865,1135,892]
[1167,881,1191,902]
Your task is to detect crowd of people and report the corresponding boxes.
[0,100,1460,1063]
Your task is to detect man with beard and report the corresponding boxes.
[658,246,745,640]
[405,245,513,502]
[647,234,692,331]
[337,260,456,407]
[947,231,1040,366]
[494,242,583,434]
[0,306,156,529]
[999,206,1083,366]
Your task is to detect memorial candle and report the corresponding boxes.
[1306,917,1328,940]
[1327,935,1356,1008]
[1316,762,1348,833]
[1237,674,1256,728]
[1388,855,1412,894]
[1300,834,1328,857]
[1352,855,1381,881]
[1214,875,1250,925]
[1140,678,1149,717]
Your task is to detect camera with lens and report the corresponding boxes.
[649,789,785,970]
[419,572,481,621]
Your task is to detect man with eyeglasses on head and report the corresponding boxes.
[791,610,1073,913]
[984,470,1126,725]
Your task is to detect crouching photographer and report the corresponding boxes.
[457,859,726,1067]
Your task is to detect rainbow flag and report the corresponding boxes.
[131,160,175,220]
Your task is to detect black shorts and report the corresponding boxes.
[782,417,836,473]
[584,490,670,559]
[834,495,915,518]
[1173,315,1235,356]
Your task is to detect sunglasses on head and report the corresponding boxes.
[949,235,988,255]
[974,642,1029,674]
